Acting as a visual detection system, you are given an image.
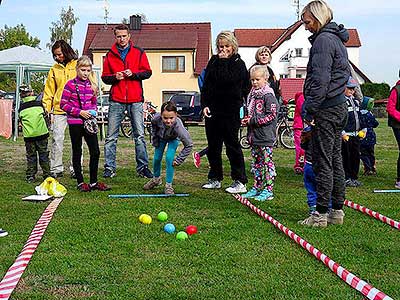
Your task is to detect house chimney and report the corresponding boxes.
[129,15,142,30]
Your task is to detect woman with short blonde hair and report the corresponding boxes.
[215,31,238,55]
[301,0,333,32]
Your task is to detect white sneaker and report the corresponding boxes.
[225,180,247,194]
[0,228,8,237]
[202,179,221,189]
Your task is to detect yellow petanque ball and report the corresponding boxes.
[141,214,152,225]
[358,131,366,138]
[139,214,147,222]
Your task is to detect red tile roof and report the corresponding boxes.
[280,78,305,104]
[234,28,286,47]
[83,22,211,75]
[234,21,361,50]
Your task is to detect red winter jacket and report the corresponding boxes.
[102,41,152,103]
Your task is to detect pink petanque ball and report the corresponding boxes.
[185,225,198,235]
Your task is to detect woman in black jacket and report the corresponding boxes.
[299,0,350,227]
[201,31,250,194]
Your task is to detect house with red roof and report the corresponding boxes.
[235,21,371,88]
[83,15,211,107]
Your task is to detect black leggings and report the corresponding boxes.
[392,127,400,181]
[69,125,100,185]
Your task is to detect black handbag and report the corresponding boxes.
[74,80,98,135]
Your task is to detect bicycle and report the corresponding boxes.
[120,101,157,141]
[275,105,295,149]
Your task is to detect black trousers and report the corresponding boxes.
[69,124,100,185]
[205,114,247,184]
[360,144,375,172]
[312,103,347,213]
[25,138,50,178]
[341,136,361,180]
[393,127,400,181]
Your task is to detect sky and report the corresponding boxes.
[0,0,399,86]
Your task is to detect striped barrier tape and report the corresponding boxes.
[0,197,63,300]
[109,193,190,198]
[344,199,400,230]
[233,194,393,300]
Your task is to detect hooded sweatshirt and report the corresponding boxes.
[303,22,350,120]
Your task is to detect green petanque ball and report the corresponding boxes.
[176,231,188,241]
[157,211,168,222]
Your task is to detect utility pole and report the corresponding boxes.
[293,0,301,20]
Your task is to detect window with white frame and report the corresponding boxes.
[295,48,303,57]
[162,56,185,73]
[280,74,289,79]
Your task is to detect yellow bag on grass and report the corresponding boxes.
[35,177,67,197]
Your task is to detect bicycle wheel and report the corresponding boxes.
[279,127,295,149]
[120,121,132,138]
[240,136,251,149]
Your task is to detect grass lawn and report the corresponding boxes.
[0,120,399,300]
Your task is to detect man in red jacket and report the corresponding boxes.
[102,24,153,178]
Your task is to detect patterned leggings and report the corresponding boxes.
[251,145,275,192]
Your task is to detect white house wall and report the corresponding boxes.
[238,25,360,79]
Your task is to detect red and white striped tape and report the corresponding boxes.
[234,194,393,300]
[344,200,400,230]
[0,197,63,300]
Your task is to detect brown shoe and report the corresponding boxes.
[143,177,162,190]
[299,212,328,228]
[327,209,345,225]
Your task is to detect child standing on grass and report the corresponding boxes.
[241,65,279,201]
[18,85,50,183]
[293,92,305,174]
[60,55,110,192]
[359,97,379,175]
[144,101,193,194]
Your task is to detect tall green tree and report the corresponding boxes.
[47,6,79,48]
[0,24,40,51]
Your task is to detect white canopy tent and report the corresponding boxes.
[0,45,103,140]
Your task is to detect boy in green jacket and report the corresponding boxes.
[18,85,50,183]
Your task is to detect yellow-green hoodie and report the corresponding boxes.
[42,60,77,115]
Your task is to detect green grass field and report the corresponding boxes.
[0,120,399,300]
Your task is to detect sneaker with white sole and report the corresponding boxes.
[254,190,274,201]
[395,181,400,189]
[298,212,328,228]
[202,179,221,189]
[0,228,8,237]
[193,152,201,168]
[225,180,247,194]
[242,187,259,198]
[327,209,345,225]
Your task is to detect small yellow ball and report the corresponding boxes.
[141,214,152,225]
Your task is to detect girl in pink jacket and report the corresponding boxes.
[293,92,305,174]
[386,76,400,189]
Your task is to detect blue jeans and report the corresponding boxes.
[104,101,149,172]
[153,139,179,184]
[303,162,317,209]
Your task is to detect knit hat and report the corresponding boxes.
[361,96,375,111]
[346,76,358,88]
